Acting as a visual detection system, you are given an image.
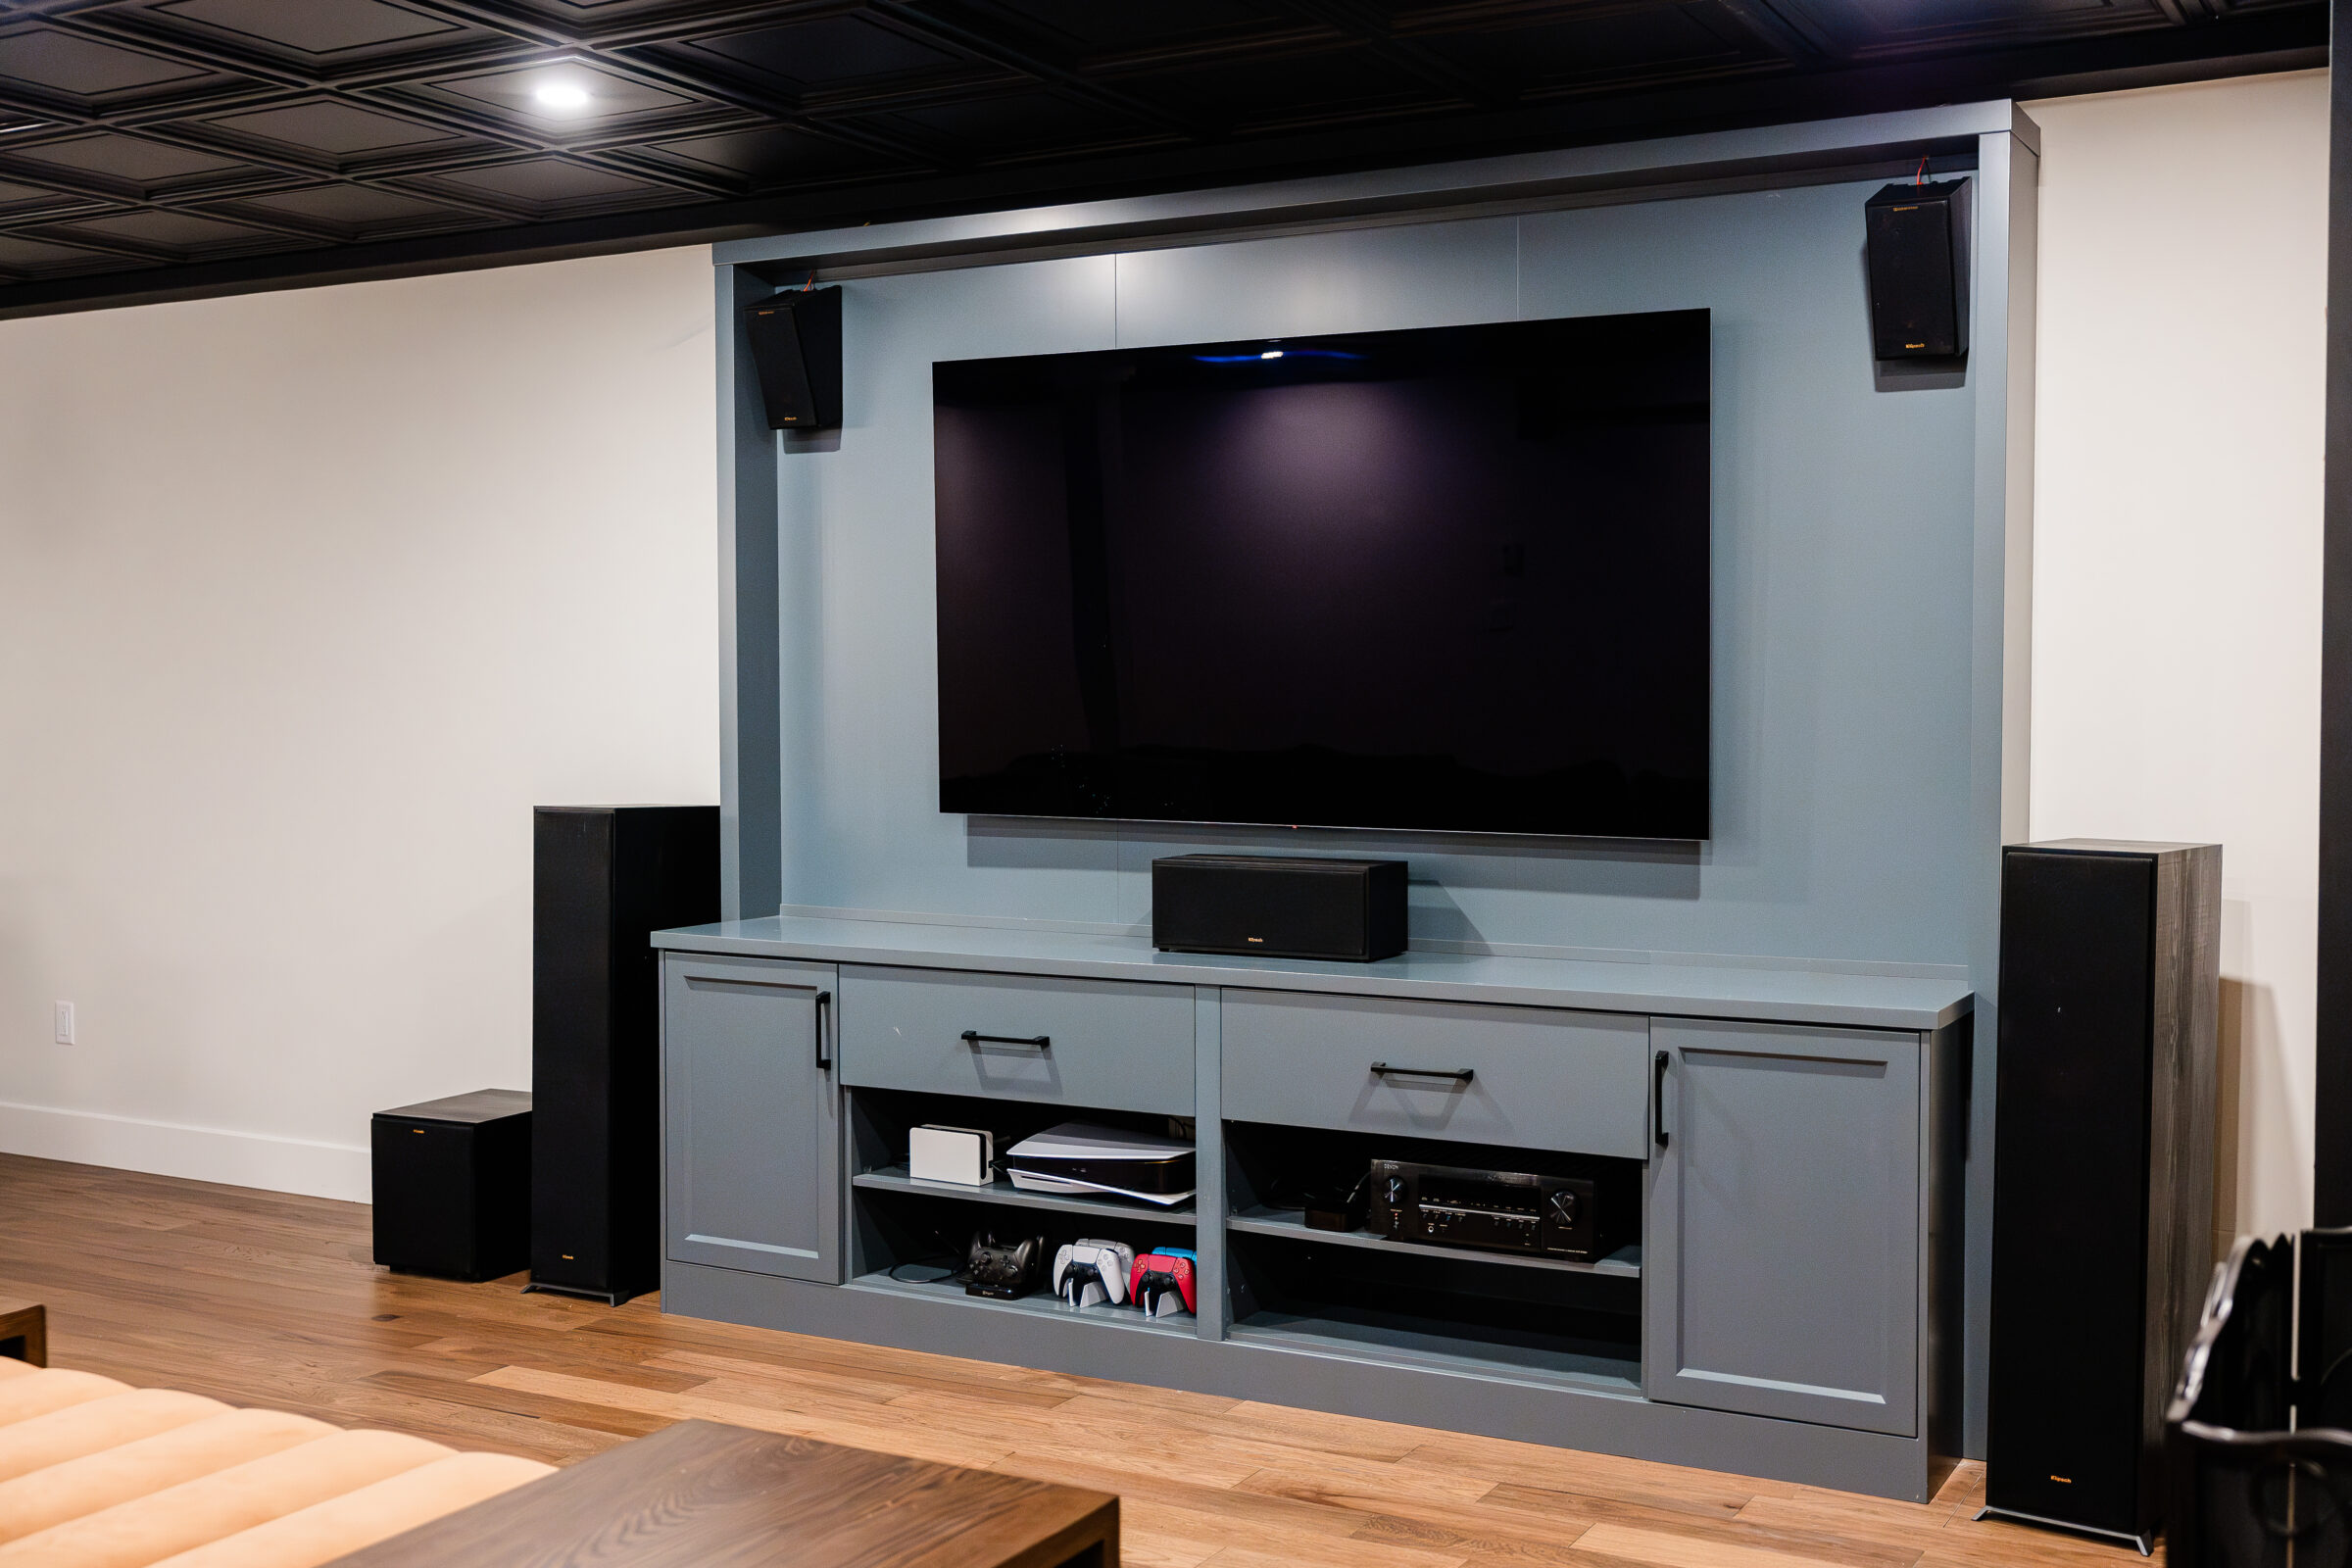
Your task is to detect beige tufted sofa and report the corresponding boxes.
[0,1357,553,1567]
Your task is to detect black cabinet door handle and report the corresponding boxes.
[1653,1049,1670,1149]
[961,1030,1051,1051]
[814,990,832,1071]
[1370,1061,1474,1084]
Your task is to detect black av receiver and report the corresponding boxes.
[1367,1159,1621,1261]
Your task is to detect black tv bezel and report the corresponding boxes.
[930,310,1713,844]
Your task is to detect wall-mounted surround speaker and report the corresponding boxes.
[744,285,842,431]
[1864,178,1968,360]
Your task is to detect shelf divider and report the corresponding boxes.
[847,1269,1199,1339]
[1226,1206,1642,1278]
[854,1164,1198,1228]
[1227,1312,1642,1395]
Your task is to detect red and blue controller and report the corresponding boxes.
[1128,1249,1198,1318]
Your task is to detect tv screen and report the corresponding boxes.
[932,309,1711,840]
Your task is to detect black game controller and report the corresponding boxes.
[961,1232,1048,1299]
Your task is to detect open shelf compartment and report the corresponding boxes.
[1222,1119,1644,1390]
[849,1086,1198,1224]
[848,1087,1201,1336]
[1226,1227,1642,1392]
[1222,1120,1643,1275]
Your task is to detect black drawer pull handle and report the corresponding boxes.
[1370,1061,1473,1084]
[1653,1049,1670,1149]
[961,1030,1051,1051]
[814,991,832,1072]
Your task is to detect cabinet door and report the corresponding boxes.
[662,954,841,1283]
[1645,1019,1922,1434]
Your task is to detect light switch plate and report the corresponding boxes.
[53,1001,74,1045]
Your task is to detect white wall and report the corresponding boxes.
[0,246,719,1200]
[2025,71,2328,1248]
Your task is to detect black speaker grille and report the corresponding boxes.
[1865,180,1965,360]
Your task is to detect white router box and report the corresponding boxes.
[909,1125,995,1186]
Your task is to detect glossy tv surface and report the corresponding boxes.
[932,310,1711,839]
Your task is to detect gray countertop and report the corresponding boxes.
[653,915,1974,1031]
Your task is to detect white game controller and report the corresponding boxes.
[1052,1239,1136,1307]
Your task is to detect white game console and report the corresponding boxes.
[1004,1122,1196,1207]
[908,1125,995,1186]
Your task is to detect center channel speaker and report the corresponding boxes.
[1984,839,2220,1553]
[744,285,842,431]
[531,806,718,1304]
[1865,178,1968,360]
[1152,855,1406,961]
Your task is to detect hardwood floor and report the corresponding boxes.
[0,1153,2143,1567]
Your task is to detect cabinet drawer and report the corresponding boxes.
[839,965,1196,1116]
[1222,991,1648,1158]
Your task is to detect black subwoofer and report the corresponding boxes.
[531,806,719,1304]
[372,1089,531,1282]
[1984,838,2221,1553]
[1152,855,1406,961]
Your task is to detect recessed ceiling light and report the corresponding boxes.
[533,81,592,112]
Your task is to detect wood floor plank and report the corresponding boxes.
[1347,1509,1597,1566]
[1577,1522,1876,1568]
[1412,1433,1798,1513]
[0,1152,2142,1568]
[365,1367,675,1438]
[473,1364,1018,1468]
[1236,1459,1501,1508]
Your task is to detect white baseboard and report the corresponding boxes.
[0,1101,369,1203]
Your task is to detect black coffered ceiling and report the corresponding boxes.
[0,0,2323,317]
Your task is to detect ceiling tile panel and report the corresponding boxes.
[202,101,469,156]
[1414,11,1764,91]
[687,17,961,86]
[417,61,699,122]
[0,177,74,213]
[420,156,684,209]
[3,132,250,183]
[55,208,294,252]
[0,232,148,275]
[150,0,463,55]
[1120,47,1439,128]
[878,91,1153,158]
[0,24,214,96]
[229,183,478,227]
[640,125,902,187]
[965,2,1277,56]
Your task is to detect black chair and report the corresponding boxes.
[2169,1228,2352,1566]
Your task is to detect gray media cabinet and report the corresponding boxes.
[653,915,1970,1499]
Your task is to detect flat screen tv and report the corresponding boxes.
[932,309,1711,840]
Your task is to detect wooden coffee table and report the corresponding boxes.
[0,1298,42,1367]
[327,1419,1117,1567]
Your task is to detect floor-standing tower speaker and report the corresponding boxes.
[531,806,718,1303]
[1985,839,2221,1553]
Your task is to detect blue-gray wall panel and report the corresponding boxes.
[1514,184,1977,966]
[776,257,1120,924]
[1112,216,1519,345]
[770,183,1978,974]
